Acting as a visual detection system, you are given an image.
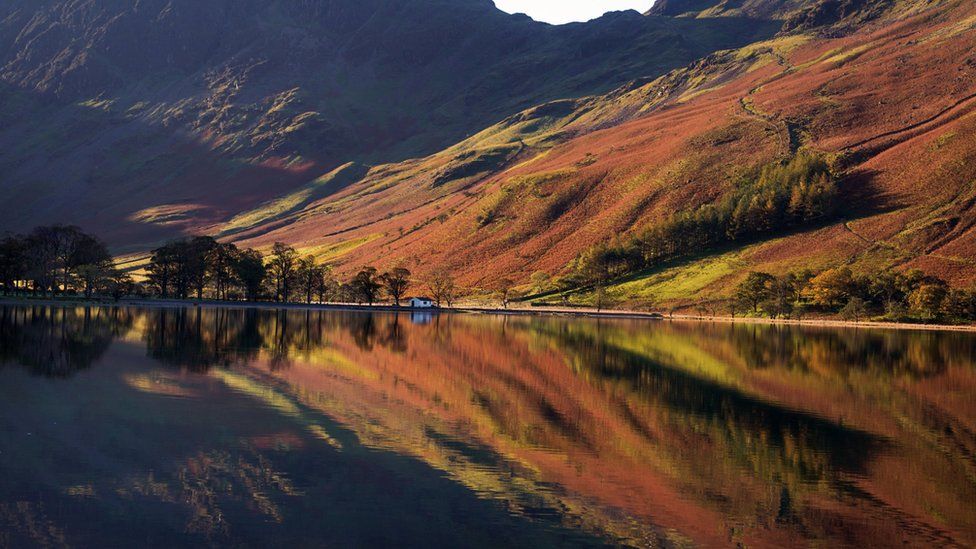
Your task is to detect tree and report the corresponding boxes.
[0,234,26,295]
[594,284,610,312]
[75,263,109,298]
[48,225,85,294]
[207,242,240,300]
[19,225,111,296]
[70,234,112,297]
[868,271,902,312]
[765,274,797,318]
[427,270,457,307]
[186,236,217,299]
[896,269,927,298]
[147,242,179,298]
[735,272,775,314]
[380,267,411,306]
[234,249,267,301]
[266,242,299,302]
[839,297,868,322]
[497,278,515,309]
[529,271,551,294]
[105,269,134,301]
[23,225,73,294]
[296,256,324,304]
[909,284,947,321]
[317,266,339,304]
[944,288,976,321]
[350,267,382,305]
[807,267,853,308]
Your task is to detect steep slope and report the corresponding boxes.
[220,0,976,300]
[0,0,779,250]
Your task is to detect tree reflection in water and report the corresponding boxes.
[0,305,133,377]
[0,305,974,547]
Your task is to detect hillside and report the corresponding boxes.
[211,0,976,305]
[3,0,976,307]
[0,0,777,250]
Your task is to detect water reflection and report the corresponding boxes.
[1,304,975,547]
[0,305,133,377]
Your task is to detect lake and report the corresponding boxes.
[0,304,974,547]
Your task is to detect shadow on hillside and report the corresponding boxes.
[0,82,320,253]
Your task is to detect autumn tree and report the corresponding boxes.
[186,237,217,299]
[807,267,853,308]
[23,225,77,294]
[529,271,551,294]
[909,283,947,321]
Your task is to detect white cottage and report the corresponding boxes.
[408,296,435,308]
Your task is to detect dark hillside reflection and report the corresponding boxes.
[1,305,975,547]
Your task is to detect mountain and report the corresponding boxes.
[0,0,777,249]
[214,0,976,298]
[3,0,976,306]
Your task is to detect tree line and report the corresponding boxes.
[719,267,976,323]
[566,152,839,286]
[0,225,133,298]
[1,226,461,306]
[147,238,459,306]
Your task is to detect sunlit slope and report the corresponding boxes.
[226,0,976,301]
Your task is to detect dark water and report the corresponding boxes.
[1,305,975,548]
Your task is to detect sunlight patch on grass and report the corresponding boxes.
[128,204,205,226]
[222,162,367,235]
[608,251,748,303]
[300,234,380,262]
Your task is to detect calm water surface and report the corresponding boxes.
[1,304,975,547]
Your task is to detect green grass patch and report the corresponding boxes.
[607,250,747,303]
[300,234,379,262]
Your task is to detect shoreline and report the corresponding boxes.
[2,296,975,333]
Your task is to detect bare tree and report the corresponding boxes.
[351,267,382,305]
[297,256,324,304]
[497,278,514,309]
[427,270,457,307]
[267,242,299,302]
[594,284,609,312]
[207,242,240,300]
[380,266,411,306]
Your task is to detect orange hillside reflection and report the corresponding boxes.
[1,305,974,547]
